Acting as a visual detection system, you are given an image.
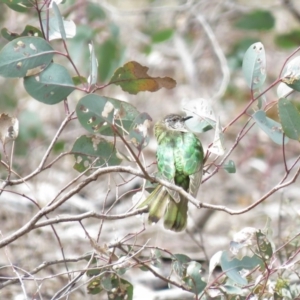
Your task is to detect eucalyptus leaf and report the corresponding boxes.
[281,56,300,92]
[52,1,67,40]
[256,230,273,261]
[223,160,236,174]
[172,254,191,278]
[108,277,133,300]
[253,110,288,145]
[42,15,76,41]
[242,42,266,90]
[0,37,54,78]
[220,251,264,286]
[184,261,207,294]
[278,98,300,140]
[129,112,152,150]
[89,42,98,85]
[24,63,75,104]
[76,94,139,136]
[72,135,122,173]
[87,276,102,295]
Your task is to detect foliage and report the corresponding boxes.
[0,1,300,300]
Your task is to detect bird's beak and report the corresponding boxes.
[183,116,193,122]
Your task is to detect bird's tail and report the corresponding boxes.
[163,196,187,232]
[137,185,187,232]
[137,184,169,224]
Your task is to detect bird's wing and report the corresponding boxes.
[189,170,202,197]
[181,132,204,197]
[156,140,181,203]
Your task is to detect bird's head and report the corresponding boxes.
[163,114,192,131]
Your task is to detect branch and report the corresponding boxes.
[32,209,148,229]
[193,13,230,100]
[6,112,74,186]
[2,159,300,248]
[0,254,90,289]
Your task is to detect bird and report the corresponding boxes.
[138,114,204,232]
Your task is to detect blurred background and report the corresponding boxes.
[1,0,300,299]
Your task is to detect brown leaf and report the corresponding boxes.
[109,61,176,94]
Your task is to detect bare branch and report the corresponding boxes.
[33,208,148,229]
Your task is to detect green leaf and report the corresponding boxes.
[129,112,152,150]
[275,30,300,49]
[72,135,122,173]
[2,0,33,6]
[235,10,275,31]
[0,37,54,78]
[2,0,33,12]
[1,25,43,41]
[172,254,191,278]
[86,268,101,277]
[24,63,75,105]
[184,261,206,295]
[1,0,24,4]
[76,94,139,136]
[109,61,176,95]
[220,251,264,286]
[89,42,98,85]
[101,273,113,291]
[97,24,124,82]
[107,277,133,300]
[41,15,76,40]
[242,42,266,90]
[278,98,300,140]
[256,230,273,261]
[87,276,103,295]
[253,110,288,145]
[281,56,300,92]
[1,28,19,41]
[151,28,174,43]
[52,1,67,40]
[72,75,87,86]
[223,160,236,173]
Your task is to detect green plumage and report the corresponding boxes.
[138,114,204,232]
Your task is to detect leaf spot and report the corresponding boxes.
[91,136,101,151]
[25,64,46,76]
[87,116,96,124]
[102,101,114,118]
[79,105,89,113]
[17,40,25,48]
[29,43,37,51]
[92,122,103,132]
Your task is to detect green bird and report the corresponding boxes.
[138,114,204,232]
